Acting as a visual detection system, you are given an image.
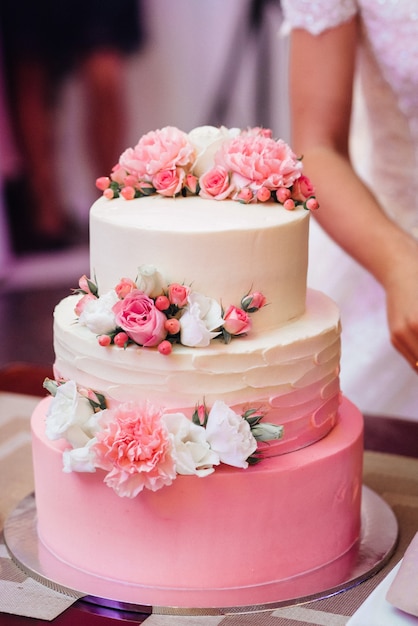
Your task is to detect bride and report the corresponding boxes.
[281,1,418,419]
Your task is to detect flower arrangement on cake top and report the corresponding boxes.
[44,378,284,498]
[74,264,266,355]
[96,125,319,210]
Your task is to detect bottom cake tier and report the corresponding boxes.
[31,396,363,607]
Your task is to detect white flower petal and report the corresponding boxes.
[162,412,219,476]
[79,290,118,335]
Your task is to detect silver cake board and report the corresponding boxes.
[4,486,398,617]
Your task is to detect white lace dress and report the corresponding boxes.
[282,0,418,419]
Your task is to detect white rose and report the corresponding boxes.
[179,292,223,347]
[45,380,95,442]
[136,264,166,298]
[162,412,219,476]
[78,289,118,334]
[205,400,257,468]
[188,125,240,177]
[62,438,97,473]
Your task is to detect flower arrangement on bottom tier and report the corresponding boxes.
[43,379,284,498]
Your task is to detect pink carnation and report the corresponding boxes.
[93,403,176,497]
[215,134,303,190]
[113,289,167,347]
[199,165,235,200]
[116,126,195,182]
[222,305,252,335]
[242,127,273,139]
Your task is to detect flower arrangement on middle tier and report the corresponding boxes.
[74,265,267,354]
[44,379,284,498]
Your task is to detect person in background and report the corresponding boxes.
[0,0,144,252]
[281,1,418,419]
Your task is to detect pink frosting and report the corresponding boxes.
[31,396,363,607]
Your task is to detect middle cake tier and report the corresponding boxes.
[53,288,341,455]
[89,195,310,333]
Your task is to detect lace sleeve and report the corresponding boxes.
[281,0,358,35]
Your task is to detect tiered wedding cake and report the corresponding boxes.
[31,126,363,607]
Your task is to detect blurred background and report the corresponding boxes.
[0,0,287,367]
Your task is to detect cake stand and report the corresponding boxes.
[4,486,398,618]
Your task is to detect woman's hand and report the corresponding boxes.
[383,237,418,371]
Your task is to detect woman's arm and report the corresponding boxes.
[288,18,418,369]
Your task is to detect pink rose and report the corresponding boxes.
[115,277,137,299]
[78,274,96,295]
[222,305,252,335]
[216,135,303,190]
[152,167,185,197]
[168,283,190,307]
[241,291,266,312]
[113,289,167,347]
[118,127,195,181]
[236,188,253,204]
[93,403,177,497]
[291,175,315,201]
[75,293,97,317]
[110,162,129,185]
[199,166,234,200]
[185,173,198,194]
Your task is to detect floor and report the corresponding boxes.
[0,242,89,368]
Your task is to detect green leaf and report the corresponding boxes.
[43,378,58,396]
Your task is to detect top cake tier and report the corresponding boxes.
[89,195,309,332]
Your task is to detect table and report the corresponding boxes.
[1,377,418,625]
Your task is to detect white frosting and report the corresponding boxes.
[53,289,341,455]
[89,195,310,332]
